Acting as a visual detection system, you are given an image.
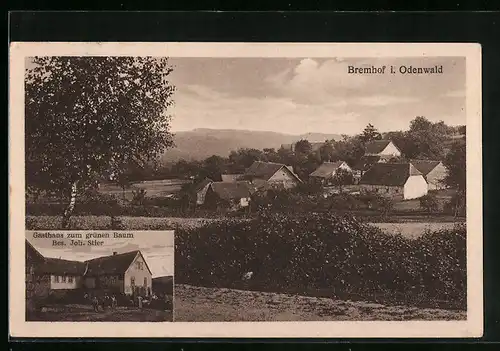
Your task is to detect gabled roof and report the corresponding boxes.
[26,239,150,277]
[409,159,443,176]
[364,140,395,155]
[244,161,302,182]
[221,174,244,182]
[359,163,422,186]
[209,181,252,200]
[37,257,87,275]
[26,240,45,263]
[84,250,147,276]
[310,161,349,178]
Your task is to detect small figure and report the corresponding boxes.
[92,296,99,312]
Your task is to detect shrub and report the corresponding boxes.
[444,192,466,217]
[420,194,439,213]
[175,212,466,310]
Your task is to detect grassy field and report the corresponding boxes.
[174,284,466,322]
[26,215,462,239]
[27,304,172,322]
[98,179,191,200]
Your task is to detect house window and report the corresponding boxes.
[136,262,143,270]
[68,276,73,283]
[54,276,59,283]
[144,277,147,286]
[62,276,67,283]
[131,276,135,286]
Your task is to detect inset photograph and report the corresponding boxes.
[25,230,174,322]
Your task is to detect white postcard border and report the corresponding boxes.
[9,42,483,338]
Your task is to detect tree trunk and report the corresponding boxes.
[62,181,78,229]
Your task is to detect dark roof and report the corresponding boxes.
[221,174,244,182]
[409,159,442,176]
[84,250,142,276]
[359,163,422,186]
[37,258,86,276]
[310,162,348,178]
[193,178,213,193]
[209,181,252,200]
[245,161,301,182]
[364,140,393,155]
[26,240,45,263]
[245,161,284,180]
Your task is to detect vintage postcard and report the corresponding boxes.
[9,42,482,338]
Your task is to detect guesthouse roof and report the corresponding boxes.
[84,250,150,276]
[37,257,87,276]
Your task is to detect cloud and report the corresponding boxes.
[355,95,420,107]
[266,58,367,104]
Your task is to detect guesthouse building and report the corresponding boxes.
[26,240,153,298]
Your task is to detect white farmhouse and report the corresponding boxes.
[359,162,428,200]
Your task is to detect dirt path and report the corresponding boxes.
[174,284,466,322]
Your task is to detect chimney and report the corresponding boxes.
[113,251,117,256]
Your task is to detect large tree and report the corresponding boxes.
[443,140,466,192]
[26,57,175,227]
[294,139,313,155]
[360,123,382,143]
[405,116,447,159]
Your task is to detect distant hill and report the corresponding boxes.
[161,128,342,163]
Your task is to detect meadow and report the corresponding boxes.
[26,215,461,239]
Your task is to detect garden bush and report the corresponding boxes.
[175,211,466,310]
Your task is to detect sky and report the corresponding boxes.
[26,56,466,136]
[166,57,466,135]
[26,231,174,277]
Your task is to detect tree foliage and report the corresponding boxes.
[360,123,382,143]
[26,57,175,224]
[443,140,466,192]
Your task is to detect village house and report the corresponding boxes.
[409,159,448,190]
[243,161,302,189]
[359,163,428,200]
[26,240,153,298]
[309,161,353,186]
[352,140,403,181]
[364,139,402,157]
[203,181,253,211]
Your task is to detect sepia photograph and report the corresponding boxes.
[10,42,481,338]
[170,56,468,322]
[25,231,174,322]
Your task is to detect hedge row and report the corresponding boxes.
[25,202,249,219]
[175,211,466,310]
